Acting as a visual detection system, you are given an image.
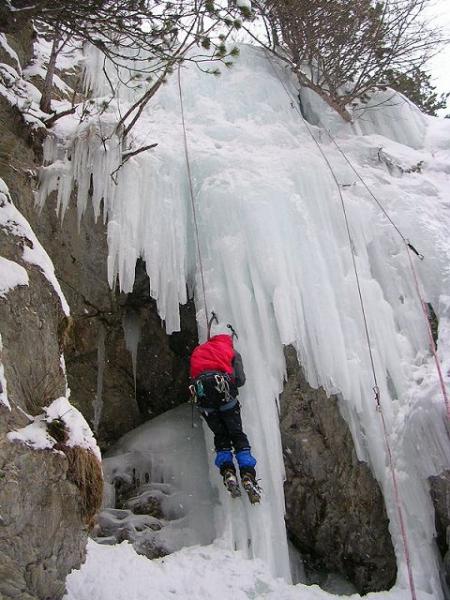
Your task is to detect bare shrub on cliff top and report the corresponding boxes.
[252,0,444,121]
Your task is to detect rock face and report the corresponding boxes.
[0,412,87,600]
[33,192,198,449]
[429,471,450,588]
[0,44,197,451]
[280,346,397,593]
[0,188,88,598]
[0,32,103,596]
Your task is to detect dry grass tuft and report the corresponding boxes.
[58,314,74,353]
[59,445,104,526]
[20,371,65,415]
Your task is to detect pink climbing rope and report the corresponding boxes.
[405,246,450,420]
[264,51,418,600]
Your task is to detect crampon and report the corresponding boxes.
[222,469,241,498]
[241,474,262,504]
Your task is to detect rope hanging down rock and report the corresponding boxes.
[264,51,418,600]
[177,64,210,332]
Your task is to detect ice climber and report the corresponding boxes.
[189,330,261,503]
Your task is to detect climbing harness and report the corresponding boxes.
[177,65,209,332]
[190,371,237,414]
[264,51,419,600]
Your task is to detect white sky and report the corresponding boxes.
[426,0,450,110]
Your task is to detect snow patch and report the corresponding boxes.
[46,396,101,460]
[8,396,101,460]
[7,414,54,450]
[0,256,29,297]
[0,334,10,410]
[0,33,20,70]
[0,179,70,315]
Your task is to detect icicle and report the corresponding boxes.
[122,309,141,391]
[93,322,106,434]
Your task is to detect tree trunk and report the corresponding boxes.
[296,69,353,123]
[40,33,61,114]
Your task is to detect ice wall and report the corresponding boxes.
[38,44,450,596]
[299,84,427,149]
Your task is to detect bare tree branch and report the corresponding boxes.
[252,0,444,121]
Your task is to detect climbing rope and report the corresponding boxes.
[264,52,418,600]
[322,130,449,420]
[177,64,209,331]
[326,133,422,253]
[265,52,450,420]
[405,247,450,419]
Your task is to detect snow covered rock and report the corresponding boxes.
[94,405,216,559]
[280,346,396,593]
[0,31,95,596]
[0,174,94,597]
[0,428,88,600]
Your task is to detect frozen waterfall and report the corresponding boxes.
[39,44,450,598]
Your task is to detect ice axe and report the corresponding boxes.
[227,323,238,341]
[207,311,218,340]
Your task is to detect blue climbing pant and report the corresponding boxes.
[235,449,257,469]
[215,450,233,469]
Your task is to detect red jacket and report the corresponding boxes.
[190,334,235,379]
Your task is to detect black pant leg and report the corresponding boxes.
[220,404,251,453]
[202,411,232,451]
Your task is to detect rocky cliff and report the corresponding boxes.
[280,346,397,593]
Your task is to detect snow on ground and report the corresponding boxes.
[65,539,319,600]
[38,44,450,598]
[65,539,436,600]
